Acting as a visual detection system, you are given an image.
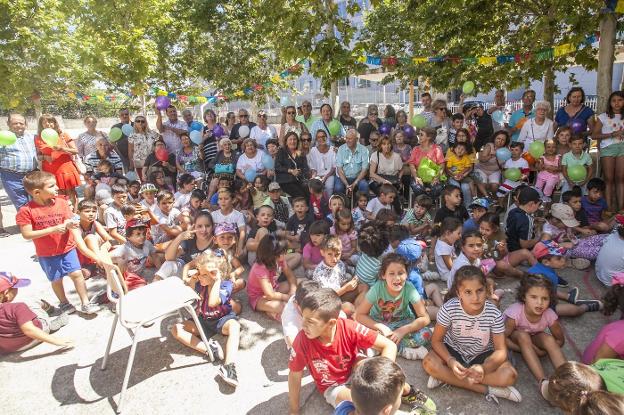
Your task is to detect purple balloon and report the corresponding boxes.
[402,124,415,138]
[379,123,392,135]
[155,96,171,111]
[212,124,224,137]
[570,119,587,134]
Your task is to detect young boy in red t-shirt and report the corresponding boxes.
[287,288,435,414]
[16,171,101,315]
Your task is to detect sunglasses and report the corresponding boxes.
[239,114,248,118]
[135,119,146,123]
[286,111,296,115]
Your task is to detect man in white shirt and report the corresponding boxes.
[156,105,187,154]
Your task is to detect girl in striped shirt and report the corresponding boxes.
[423,265,522,404]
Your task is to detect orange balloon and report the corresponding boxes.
[515,117,527,131]
[522,152,536,165]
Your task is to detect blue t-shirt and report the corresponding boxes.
[334,400,355,415]
[581,196,607,224]
[210,192,219,206]
[509,109,535,142]
[527,263,559,290]
[555,105,594,128]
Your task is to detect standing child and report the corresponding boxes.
[16,171,100,314]
[356,254,433,360]
[496,141,529,204]
[308,178,329,221]
[433,217,462,283]
[554,126,571,156]
[504,274,565,398]
[355,223,390,303]
[535,139,561,202]
[286,197,314,252]
[105,184,129,244]
[561,135,593,193]
[445,142,475,208]
[366,184,397,219]
[211,188,246,257]
[423,265,522,403]
[330,208,359,266]
[170,250,241,387]
[302,220,330,278]
[288,289,435,414]
[247,234,298,320]
[250,175,269,210]
[433,185,469,224]
[313,235,358,310]
[401,194,433,238]
[352,191,369,231]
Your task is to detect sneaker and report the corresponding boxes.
[571,258,591,270]
[576,299,603,312]
[49,313,69,332]
[557,276,569,288]
[59,302,76,315]
[400,346,428,360]
[218,363,239,387]
[79,302,100,315]
[567,287,579,304]
[427,375,444,389]
[41,299,61,317]
[486,386,522,403]
[208,339,224,361]
[422,270,440,281]
[402,386,436,413]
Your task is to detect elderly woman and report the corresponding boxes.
[236,138,267,181]
[279,105,307,146]
[275,131,310,198]
[408,127,445,199]
[554,87,595,133]
[144,138,177,189]
[369,135,403,211]
[34,114,81,209]
[307,130,336,195]
[128,115,158,181]
[77,116,107,160]
[517,100,554,146]
[357,104,380,146]
[207,138,238,199]
[310,103,345,147]
[250,110,277,150]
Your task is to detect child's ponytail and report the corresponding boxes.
[432,217,462,237]
[603,276,624,318]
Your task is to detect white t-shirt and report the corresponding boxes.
[366,197,391,217]
[111,241,156,274]
[236,150,266,173]
[250,125,277,149]
[598,113,624,149]
[151,207,181,244]
[307,146,336,177]
[517,118,554,146]
[211,209,245,230]
[105,204,126,236]
[503,157,529,182]
[595,232,624,286]
[162,119,188,154]
[448,253,481,289]
[434,240,456,282]
[174,191,192,211]
[370,151,403,176]
[140,199,158,213]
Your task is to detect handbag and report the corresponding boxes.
[215,163,234,174]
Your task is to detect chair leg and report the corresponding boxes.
[117,328,140,414]
[186,306,210,351]
[101,314,119,371]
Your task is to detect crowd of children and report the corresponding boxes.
[4,119,624,414]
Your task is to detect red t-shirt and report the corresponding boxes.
[288,318,377,393]
[16,197,75,257]
[0,302,42,354]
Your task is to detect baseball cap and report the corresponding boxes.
[125,218,147,231]
[268,182,281,192]
[0,272,31,292]
[214,222,237,236]
[532,240,567,260]
[550,203,579,227]
[469,198,490,210]
[140,183,158,194]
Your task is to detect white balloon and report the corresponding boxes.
[238,125,250,138]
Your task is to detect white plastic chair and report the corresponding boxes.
[100,264,210,413]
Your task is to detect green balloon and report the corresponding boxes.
[41,128,59,146]
[328,119,341,136]
[0,130,17,146]
[568,164,587,182]
[528,141,545,158]
[462,81,475,94]
[109,127,123,142]
[417,157,440,183]
[412,114,427,129]
[504,167,521,181]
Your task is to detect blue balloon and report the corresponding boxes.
[492,110,505,124]
[496,147,512,162]
[244,169,257,183]
[208,96,217,104]
[262,153,274,170]
[190,130,203,145]
[280,96,290,106]
[190,121,203,131]
[121,123,134,136]
[125,170,138,182]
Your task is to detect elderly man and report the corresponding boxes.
[110,108,133,171]
[156,104,187,154]
[509,89,536,142]
[229,108,257,148]
[335,129,369,195]
[182,109,194,129]
[0,113,37,209]
[295,100,318,131]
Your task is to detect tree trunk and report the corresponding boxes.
[543,67,555,110]
[597,11,617,114]
[330,80,338,116]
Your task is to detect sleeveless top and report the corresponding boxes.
[598,113,624,149]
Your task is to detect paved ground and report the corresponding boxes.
[0,188,613,415]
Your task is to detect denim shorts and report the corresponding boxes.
[38,249,82,282]
[600,142,624,158]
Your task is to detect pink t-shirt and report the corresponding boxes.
[503,302,558,335]
[330,227,357,260]
[582,320,624,364]
[303,243,323,266]
[247,259,285,310]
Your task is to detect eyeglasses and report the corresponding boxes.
[239,114,248,118]
[286,111,296,115]
[301,138,311,142]
[369,112,378,116]
[436,108,447,112]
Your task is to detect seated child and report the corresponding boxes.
[105,183,129,244]
[152,190,182,248]
[534,139,561,202]
[247,234,297,320]
[463,197,489,234]
[170,250,241,387]
[479,212,535,279]
[247,205,301,270]
[445,142,475,208]
[179,189,206,230]
[504,275,565,398]
[355,223,390,304]
[506,186,541,252]
[335,356,409,415]
[561,134,594,194]
[286,197,314,252]
[330,208,359,266]
[376,209,400,227]
[111,219,161,286]
[250,175,269,210]
[433,185,469,224]
[554,126,571,156]
[288,288,435,413]
[313,235,357,311]
[327,193,346,225]
[139,183,159,212]
[433,217,462,282]
[127,180,141,204]
[496,141,529,203]
[423,265,522,403]
[401,194,433,238]
[355,254,433,360]
[208,177,232,209]
[263,182,293,224]
[211,188,246,256]
[92,159,126,187]
[583,178,615,233]
[282,280,321,350]
[0,272,72,354]
[212,223,246,295]
[583,275,624,364]
[595,220,624,286]
[173,173,196,211]
[447,113,465,146]
[77,199,114,277]
[528,240,602,317]
[562,188,596,236]
[366,184,397,219]
[308,178,329,221]
[352,191,370,231]
[302,220,330,278]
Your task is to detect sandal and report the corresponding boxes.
[0,228,10,238]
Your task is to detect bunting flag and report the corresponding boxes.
[356,34,599,68]
[68,59,308,104]
[605,1,624,13]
